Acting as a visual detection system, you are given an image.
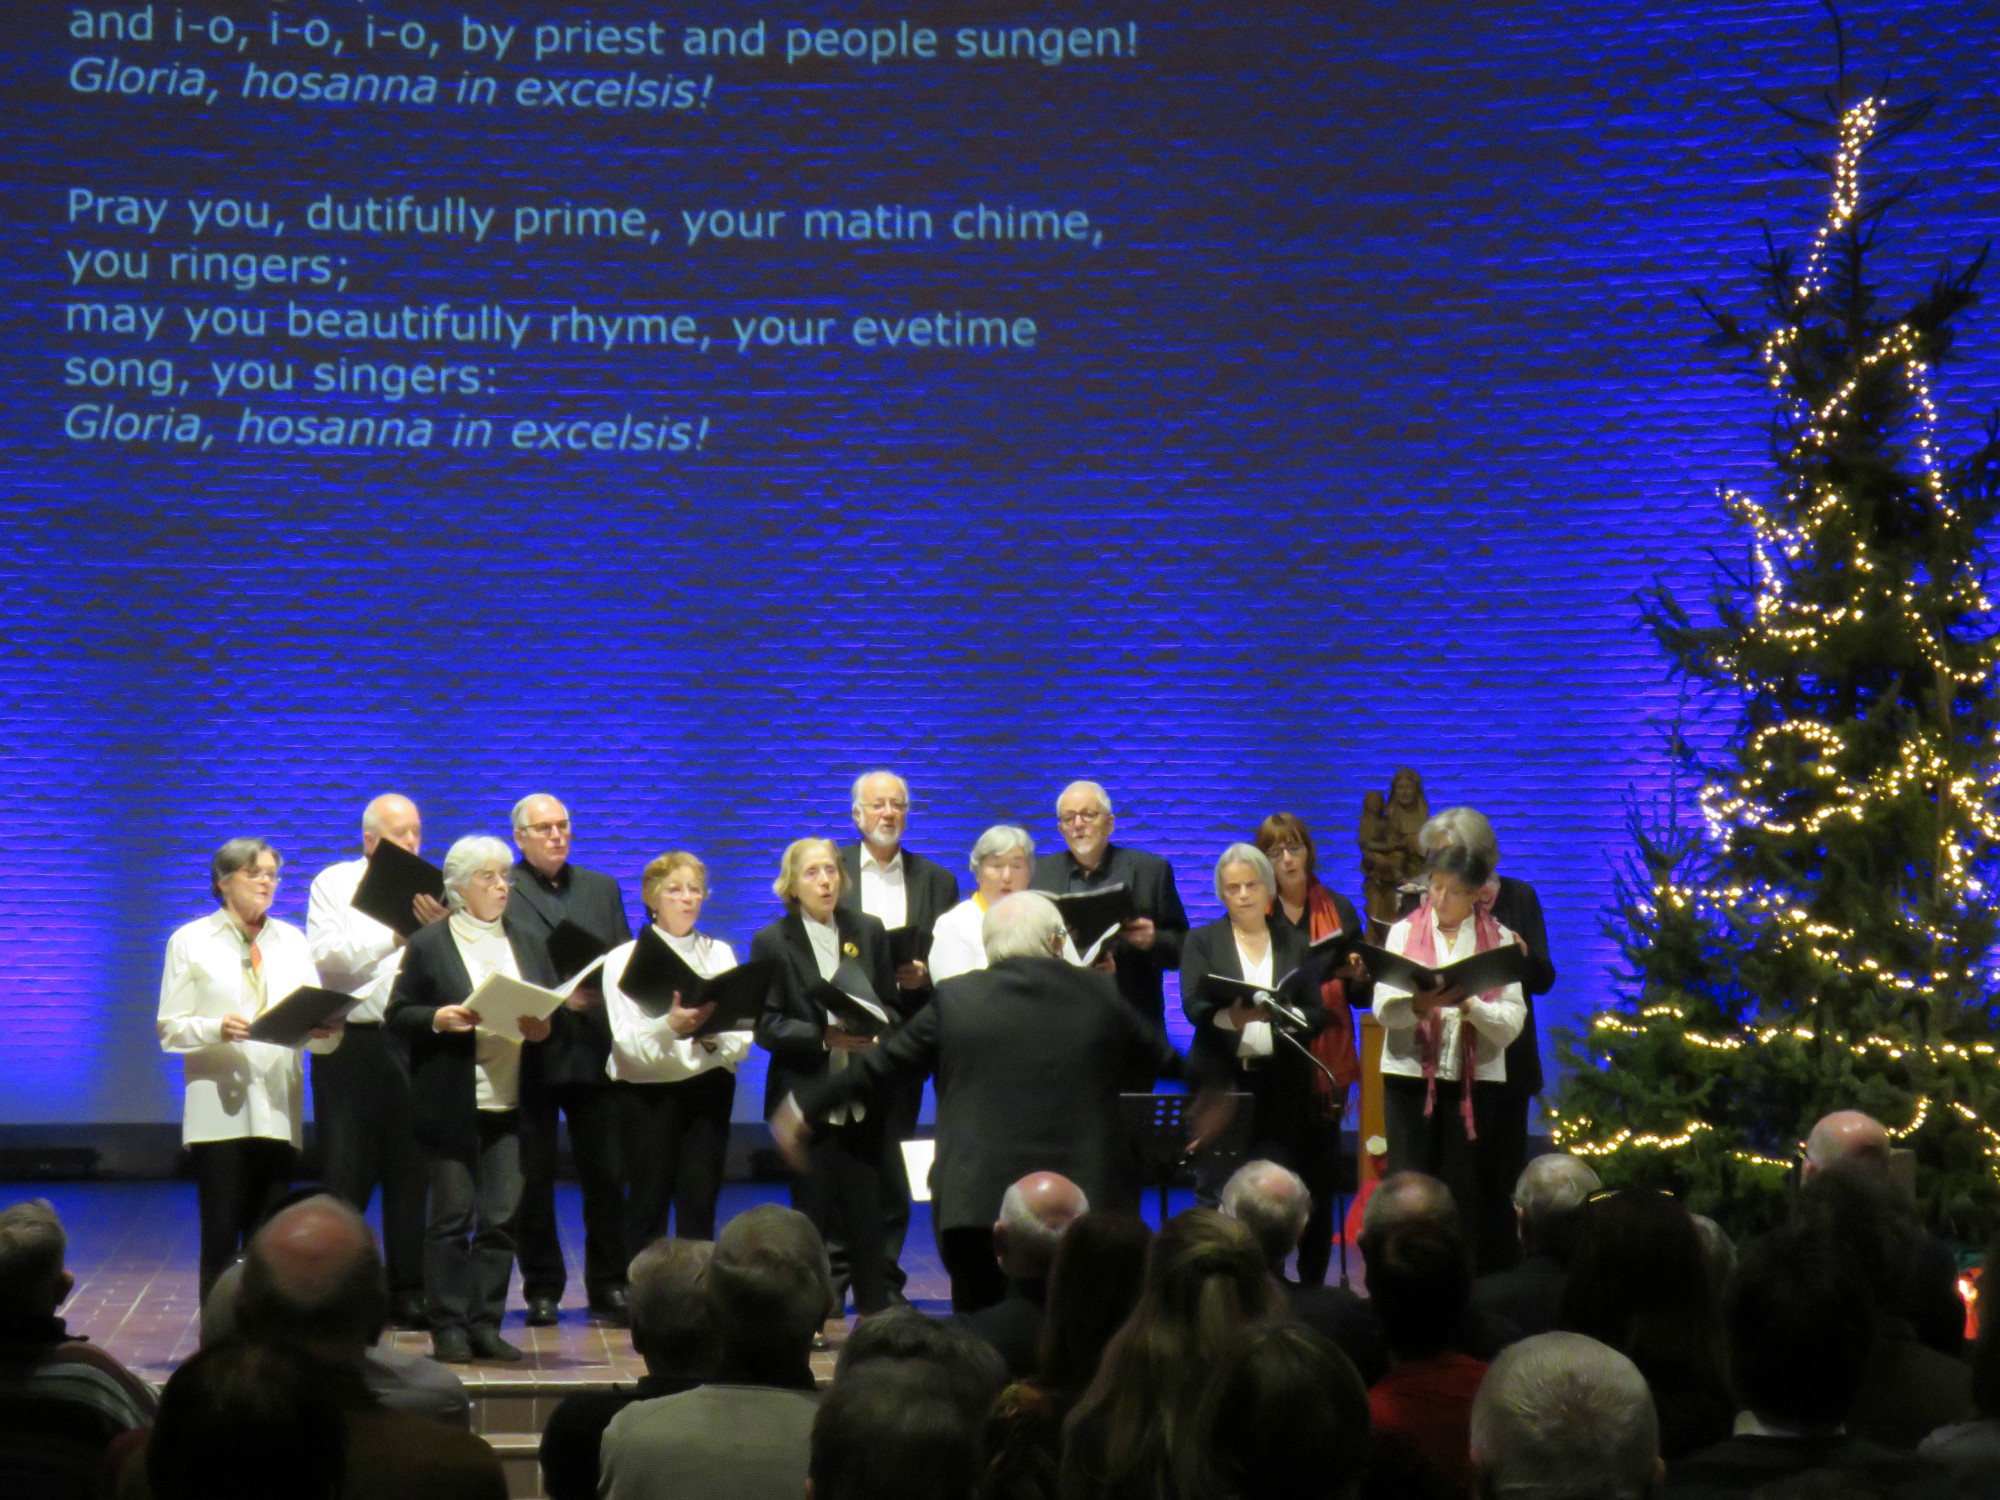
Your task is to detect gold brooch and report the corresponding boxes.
[843,942,859,957]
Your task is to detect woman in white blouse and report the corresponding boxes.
[603,852,750,1246]
[158,837,338,1297]
[927,825,1037,984]
[1373,841,1526,1256]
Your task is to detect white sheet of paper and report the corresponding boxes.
[900,1138,936,1202]
[467,972,576,1035]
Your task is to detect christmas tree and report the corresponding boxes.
[1549,84,2000,1239]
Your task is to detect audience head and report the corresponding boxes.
[983,890,1068,963]
[147,1342,345,1500]
[1512,1154,1601,1263]
[1801,1110,1890,1182]
[626,1237,718,1380]
[1221,1159,1312,1276]
[1689,1214,1737,1301]
[774,836,847,920]
[708,1205,832,1363]
[1055,780,1115,865]
[967,824,1036,902]
[810,1358,980,1500]
[1726,1226,1874,1430]
[835,1306,1007,1422]
[1366,1216,1474,1361]
[359,793,422,855]
[993,1172,1087,1283]
[0,1198,70,1324]
[1038,1210,1154,1401]
[441,834,513,920]
[200,1260,245,1347]
[1559,1189,1724,1395]
[1471,1332,1661,1500]
[1185,1322,1371,1500]
[1359,1170,1458,1254]
[851,771,911,855]
[235,1194,389,1365]
[510,792,572,875]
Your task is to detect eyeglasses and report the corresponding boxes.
[523,820,570,836]
[860,800,908,814]
[1058,809,1108,827]
[1267,841,1305,857]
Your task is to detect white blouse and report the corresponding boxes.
[157,909,333,1147]
[602,928,751,1084]
[304,856,402,1024]
[1373,910,1526,1083]
[927,896,988,983]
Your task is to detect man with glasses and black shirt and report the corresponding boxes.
[1031,780,1188,1082]
[505,793,633,1327]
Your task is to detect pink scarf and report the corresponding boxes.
[1399,880,1505,1137]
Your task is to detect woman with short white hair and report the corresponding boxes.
[927,825,1037,983]
[388,833,555,1365]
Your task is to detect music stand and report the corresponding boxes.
[1119,1091,1256,1226]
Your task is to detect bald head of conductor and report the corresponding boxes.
[360,794,445,931]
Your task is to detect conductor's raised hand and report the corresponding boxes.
[769,1096,813,1172]
[1185,1088,1237,1155]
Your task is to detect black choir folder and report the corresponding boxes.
[351,840,445,937]
[1358,942,1528,996]
[885,926,932,968]
[616,927,772,1036]
[546,919,613,986]
[812,956,893,1039]
[1052,885,1135,963]
[1200,974,1316,1032]
[248,986,358,1047]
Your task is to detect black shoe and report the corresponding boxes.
[468,1328,526,1363]
[390,1296,428,1331]
[525,1296,560,1327]
[431,1328,473,1364]
[588,1287,629,1326]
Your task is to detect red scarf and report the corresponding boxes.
[1398,885,1504,1138]
[1292,884,1360,1118]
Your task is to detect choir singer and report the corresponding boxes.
[927,825,1037,984]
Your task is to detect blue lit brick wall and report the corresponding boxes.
[1,1,1996,1127]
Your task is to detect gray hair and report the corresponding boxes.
[983,891,1067,963]
[968,824,1036,872]
[1213,843,1276,903]
[360,794,412,837]
[210,837,281,902]
[1419,805,1500,866]
[1513,1155,1601,1258]
[997,1178,1089,1277]
[0,1199,65,1316]
[1360,1171,1459,1242]
[709,1206,832,1357]
[441,835,514,910]
[510,793,563,831]
[1055,780,1113,818]
[627,1238,717,1377]
[1221,1161,1311,1269]
[1471,1332,1660,1499]
[850,771,910,810]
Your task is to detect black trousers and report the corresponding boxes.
[801,1114,893,1316]
[879,1082,919,1293]
[1383,1074,1506,1271]
[1476,1087,1532,1274]
[190,1136,295,1300]
[617,1069,735,1248]
[424,1109,523,1336]
[311,1024,426,1299]
[516,1081,625,1304]
[938,1225,1008,1315]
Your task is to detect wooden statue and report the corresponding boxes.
[1361,767,1428,930]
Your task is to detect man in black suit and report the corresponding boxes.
[1030,780,1189,1073]
[503,793,633,1327]
[1471,1152,1599,1339]
[963,1171,1086,1373]
[837,770,961,1302]
[752,837,905,1317]
[771,891,1228,1314]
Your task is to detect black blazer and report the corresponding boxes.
[1490,875,1554,1097]
[1030,843,1189,1030]
[1180,917,1328,1152]
[387,919,556,1154]
[751,906,901,1117]
[836,843,961,938]
[503,860,631,1091]
[793,956,1192,1231]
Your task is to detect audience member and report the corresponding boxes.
[1059,1208,1279,1500]
[1183,1322,1371,1500]
[1359,1171,1518,1361]
[1793,1160,1974,1448]
[600,1205,829,1500]
[966,1174,1086,1379]
[813,1358,984,1500]
[1363,1213,1486,1497]
[1802,1110,1963,1356]
[1662,1227,1949,1499]
[1690,1214,1736,1303]
[541,1238,718,1500]
[980,1212,1152,1500]
[1918,1236,2000,1483]
[1472,1153,1599,1338]
[837,1306,1008,1421]
[1559,1189,1733,1461]
[1470,1331,1661,1500]
[145,1342,345,1500]
[116,1193,506,1500]
[1222,1159,1383,1382]
[0,1199,157,1500]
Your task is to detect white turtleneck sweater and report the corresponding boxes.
[449,911,524,1110]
